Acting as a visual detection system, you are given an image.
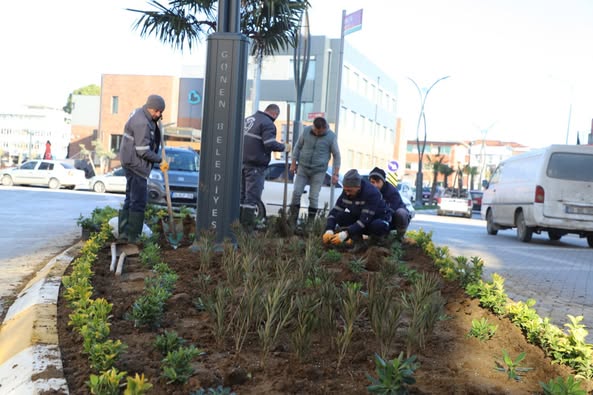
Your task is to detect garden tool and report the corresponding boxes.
[159,121,183,248]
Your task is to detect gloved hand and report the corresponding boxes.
[322,230,334,244]
[331,230,348,245]
[284,143,292,153]
[160,160,169,172]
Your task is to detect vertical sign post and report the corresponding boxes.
[196,0,249,244]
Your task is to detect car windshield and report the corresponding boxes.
[164,150,200,172]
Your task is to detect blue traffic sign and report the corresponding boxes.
[387,160,399,172]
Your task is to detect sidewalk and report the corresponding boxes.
[0,242,82,394]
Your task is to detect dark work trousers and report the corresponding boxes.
[123,170,148,213]
[334,212,390,237]
[391,208,410,231]
[240,165,266,209]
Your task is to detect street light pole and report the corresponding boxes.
[408,76,449,207]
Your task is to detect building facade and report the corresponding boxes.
[0,105,71,167]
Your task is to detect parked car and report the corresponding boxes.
[436,188,473,218]
[0,159,87,189]
[396,182,415,203]
[259,160,341,219]
[470,190,483,211]
[89,167,126,193]
[147,147,200,207]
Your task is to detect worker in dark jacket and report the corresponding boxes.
[322,169,391,251]
[368,167,410,240]
[241,103,291,230]
[118,94,167,243]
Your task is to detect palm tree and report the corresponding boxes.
[466,165,479,190]
[127,0,310,110]
[426,154,445,205]
[440,164,454,189]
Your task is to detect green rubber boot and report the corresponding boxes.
[117,209,129,242]
[128,211,145,244]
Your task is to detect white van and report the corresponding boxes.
[480,144,593,247]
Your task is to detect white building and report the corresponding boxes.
[0,105,71,165]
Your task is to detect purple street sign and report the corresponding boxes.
[343,9,363,36]
[387,160,399,172]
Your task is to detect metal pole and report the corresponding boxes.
[329,10,346,208]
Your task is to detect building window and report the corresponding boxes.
[111,96,119,114]
[110,134,123,152]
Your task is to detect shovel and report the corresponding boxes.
[159,121,183,248]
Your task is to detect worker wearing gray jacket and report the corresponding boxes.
[118,94,166,243]
[289,117,341,224]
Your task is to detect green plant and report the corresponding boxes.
[465,273,508,315]
[366,352,419,394]
[127,286,171,328]
[540,375,587,395]
[161,345,203,384]
[123,373,153,395]
[196,228,217,270]
[229,275,262,355]
[221,241,243,286]
[467,317,497,341]
[323,249,342,263]
[290,293,319,361]
[257,277,295,367]
[86,367,126,395]
[139,241,161,268]
[401,273,445,357]
[204,284,231,347]
[348,256,366,273]
[335,282,363,370]
[368,275,403,359]
[494,349,532,381]
[155,330,186,355]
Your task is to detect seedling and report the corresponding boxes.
[494,349,533,381]
[467,317,497,341]
[366,352,419,394]
[539,375,587,395]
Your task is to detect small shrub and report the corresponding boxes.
[86,367,126,395]
[155,330,186,355]
[191,385,236,395]
[323,249,342,263]
[366,352,419,394]
[467,317,497,341]
[161,345,203,384]
[123,373,153,395]
[540,375,587,395]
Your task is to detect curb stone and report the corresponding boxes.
[0,242,82,394]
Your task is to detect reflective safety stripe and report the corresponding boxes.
[263,138,278,144]
[356,220,365,228]
[135,145,150,151]
[245,132,262,140]
[333,206,345,212]
[123,133,134,141]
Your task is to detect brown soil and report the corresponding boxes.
[57,233,592,395]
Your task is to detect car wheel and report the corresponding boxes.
[254,199,266,221]
[587,234,593,248]
[486,210,498,235]
[2,174,13,186]
[93,181,106,193]
[515,211,533,242]
[48,178,61,189]
[548,231,562,241]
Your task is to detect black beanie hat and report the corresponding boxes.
[369,167,386,182]
[343,169,362,187]
[145,94,166,111]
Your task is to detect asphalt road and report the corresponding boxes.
[410,210,593,330]
[0,186,124,319]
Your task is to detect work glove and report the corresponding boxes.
[160,160,169,172]
[284,143,292,153]
[331,230,349,245]
[322,230,334,244]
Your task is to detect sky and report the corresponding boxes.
[2,0,593,148]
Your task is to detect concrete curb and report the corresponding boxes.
[0,242,82,394]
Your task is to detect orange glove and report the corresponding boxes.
[331,230,348,245]
[322,230,334,244]
[160,160,169,172]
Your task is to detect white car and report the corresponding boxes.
[258,160,342,219]
[1,159,87,189]
[89,167,126,193]
[259,162,415,220]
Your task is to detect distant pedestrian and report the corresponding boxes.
[240,103,291,231]
[43,140,52,160]
[368,167,410,240]
[118,94,167,243]
[289,117,340,225]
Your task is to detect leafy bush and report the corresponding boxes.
[367,352,419,394]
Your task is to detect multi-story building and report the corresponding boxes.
[94,35,405,172]
[0,105,71,167]
[404,139,529,189]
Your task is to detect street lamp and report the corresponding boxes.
[408,76,450,207]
